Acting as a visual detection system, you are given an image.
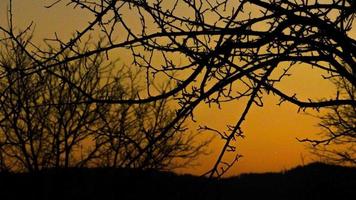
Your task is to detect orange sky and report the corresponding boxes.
[0,0,343,176]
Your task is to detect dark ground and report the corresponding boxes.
[0,162,355,200]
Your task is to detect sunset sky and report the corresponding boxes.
[0,0,344,176]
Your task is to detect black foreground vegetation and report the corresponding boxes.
[0,162,355,200]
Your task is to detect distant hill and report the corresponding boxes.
[223,162,356,200]
[0,162,355,200]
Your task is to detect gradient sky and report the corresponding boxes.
[0,0,342,176]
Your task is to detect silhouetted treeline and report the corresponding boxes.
[0,162,355,200]
[0,34,208,172]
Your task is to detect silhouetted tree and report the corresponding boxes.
[300,77,356,165]
[0,0,355,176]
[0,33,207,172]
